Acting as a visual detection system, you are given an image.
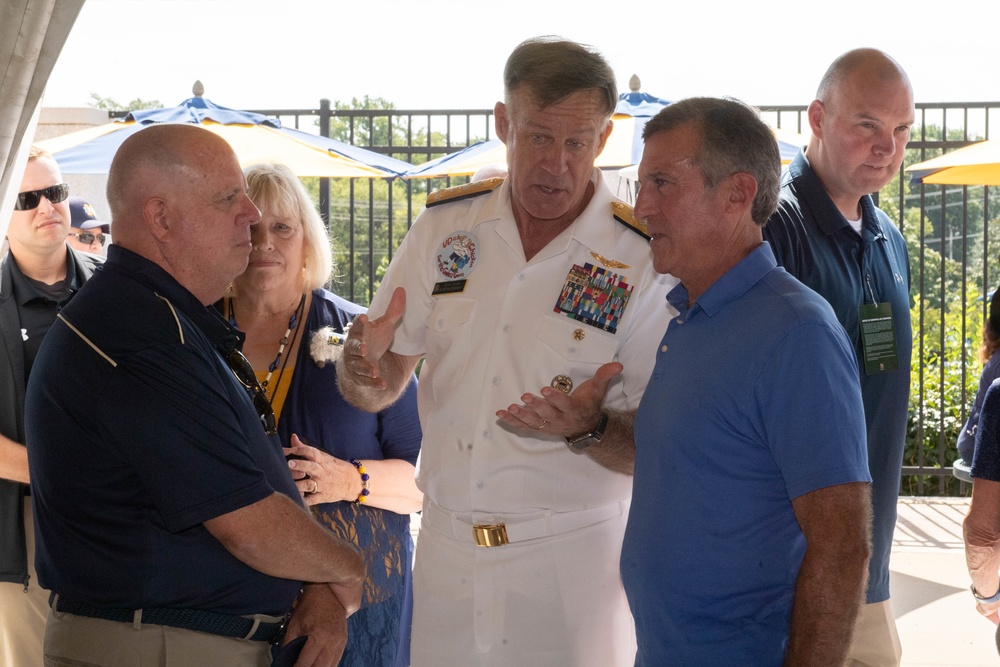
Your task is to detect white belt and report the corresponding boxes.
[423,500,627,547]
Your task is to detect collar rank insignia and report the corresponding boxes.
[611,201,650,240]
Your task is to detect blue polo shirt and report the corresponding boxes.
[25,245,303,616]
[622,243,869,665]
[764,151,912,604]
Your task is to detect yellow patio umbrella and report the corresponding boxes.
[36,95,410,179]
[905,140,1000,186]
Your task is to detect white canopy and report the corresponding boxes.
[0,0,85,243]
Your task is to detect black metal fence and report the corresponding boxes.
[246,100,1000,496]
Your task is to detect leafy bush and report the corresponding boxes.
[904,290,982,495]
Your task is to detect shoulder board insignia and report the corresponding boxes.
[611,202,649,240]
[426,177,504,208]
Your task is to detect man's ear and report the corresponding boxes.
[143,197,170,241]
[807,99,825,139]
[495,101,509,144]
[727,172,758,213]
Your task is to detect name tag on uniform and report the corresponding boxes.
[859,302,899,375]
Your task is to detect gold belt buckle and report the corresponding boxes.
[472,523,509,547]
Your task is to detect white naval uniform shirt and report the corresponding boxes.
[373,170,676,511]
[370,169,678,666]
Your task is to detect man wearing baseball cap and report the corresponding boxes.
[66,196,110,255]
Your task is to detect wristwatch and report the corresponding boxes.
[565,412,609,451]
[971,584,1000,604]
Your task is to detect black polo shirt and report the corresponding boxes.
[8,247,82,379]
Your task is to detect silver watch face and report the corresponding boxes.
[567,413,608,449]
[569,433,601,450]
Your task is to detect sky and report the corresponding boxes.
[43,0,1000,115]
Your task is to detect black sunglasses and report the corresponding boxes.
[69,231,107,246]
[14,183,70,211]
[225,348,278,436]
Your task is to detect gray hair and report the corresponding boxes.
[642,97,781,225]
[503,36,617,117]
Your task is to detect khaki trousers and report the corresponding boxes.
[847,599,902,667]
[44,609,278,667]
[0,498,48,667]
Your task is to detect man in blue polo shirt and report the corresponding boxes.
[622,97,872,664]
[764,48,914,666]
[25,124,364,666]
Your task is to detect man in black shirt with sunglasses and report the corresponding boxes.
[25,125,364,667]
[0,145,102,665]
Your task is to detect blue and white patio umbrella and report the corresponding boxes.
[614,90,672,165]
[37,95,411,179]
[403,116,640,179]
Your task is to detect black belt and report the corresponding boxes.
[49,593,287,643]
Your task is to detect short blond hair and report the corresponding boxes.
[244,164,333,291]
[28,145,54,161]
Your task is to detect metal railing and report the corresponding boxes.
[240,100,1000,495]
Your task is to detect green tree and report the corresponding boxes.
[328,96,487,165]
[312,97,490,304]
[87,93,163,111]
[300,176,420,305]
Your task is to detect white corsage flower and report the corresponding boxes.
[309,325,348,368]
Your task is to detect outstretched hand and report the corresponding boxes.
[496,361,623,438]
[342,286,406,391]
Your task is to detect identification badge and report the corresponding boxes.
[860,302,899,375]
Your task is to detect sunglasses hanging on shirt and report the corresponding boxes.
[14,183,70,211]
[225,347,279,436]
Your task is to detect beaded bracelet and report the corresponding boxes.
[350,459,371,505]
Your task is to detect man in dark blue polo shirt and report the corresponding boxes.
[764,48,914,666]
[25,124,364,666]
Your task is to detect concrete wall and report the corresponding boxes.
[34,106,110,142]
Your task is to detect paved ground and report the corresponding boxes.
[892,497,998,666]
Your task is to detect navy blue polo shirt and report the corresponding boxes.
[25,245,303,615]
[764,151,912,604]
[972,378,1000,482]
